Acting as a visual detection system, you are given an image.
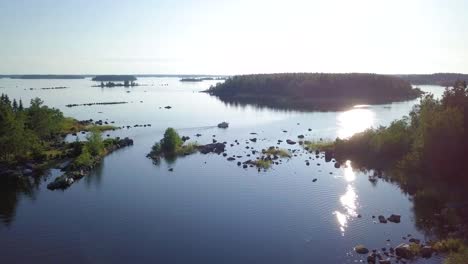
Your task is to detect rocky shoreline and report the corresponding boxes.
[47,137,134,190]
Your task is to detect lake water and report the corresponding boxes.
[0,78,445,263]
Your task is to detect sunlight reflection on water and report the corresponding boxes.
[334,160,359,236]
[337,106,376,139]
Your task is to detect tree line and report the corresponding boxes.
[208,73,421,102]
[0,94,66,162]
[332,80,468,181]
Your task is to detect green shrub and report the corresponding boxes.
[433,239,465,253]
[74,146,93,168]
[445,248,468,264]
[86,129,104,156]
[160,128,182,153]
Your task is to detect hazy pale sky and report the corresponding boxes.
[1,0,467,74]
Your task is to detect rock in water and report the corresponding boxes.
[217,122,229,128]
[395,243,412,259]
[387,214,401,223]
[378,215,388,223]
[354,245,369,254]
[421,246,433,258]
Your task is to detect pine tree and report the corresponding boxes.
[12,99,18,111]
[18,99,24,111]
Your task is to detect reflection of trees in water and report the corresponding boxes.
[375,168,468,239]
[85,160,104,189]
[0,176,41,227]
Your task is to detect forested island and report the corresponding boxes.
[0,94,132,186]
[206,73,422,111]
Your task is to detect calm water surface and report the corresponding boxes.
[0,78,445,263]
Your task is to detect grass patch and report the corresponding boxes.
[85,125,117,132]
[262,147,291,158]
[303,139,334,151]
[60,117,117,134]
[253,159,272,169]
[445,248,468,264]
[175,142,200,155]
[433,239,465,253]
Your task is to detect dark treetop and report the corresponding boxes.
[206,73,422,111]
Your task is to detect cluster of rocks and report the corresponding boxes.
[65,101,128,108]
[28,86,68,90]
[355,235,435,263]
[47,137,134,190]
[198,143,226,154]
[377,214,401,224]
[121,124,152,129]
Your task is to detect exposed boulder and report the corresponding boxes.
[355,245,369,254]
[387,214,401,223]
[378,215,388,223]
[420,246,433,258]
[217,122,229,128]
[286,139,296,145]
[198,143,226,154]
[395,243,412,259]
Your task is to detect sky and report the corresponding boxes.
[0,0,467,75]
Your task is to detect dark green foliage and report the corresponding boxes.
[0,94,66,162]
[333,81,468,181]
[207,73,422,110]
[27,98,64,139]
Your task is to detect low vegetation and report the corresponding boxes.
[303,140,334,152]
[262,147,291,158]
[148,128,199,161]
[252,159,272,169]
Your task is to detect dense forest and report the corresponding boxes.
[397,73,468,86]
[0,95,66,163]
[207,73,422,110]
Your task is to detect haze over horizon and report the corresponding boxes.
[1,0,467,75]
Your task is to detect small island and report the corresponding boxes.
[205,73,423,111]
[92,75,139,87]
